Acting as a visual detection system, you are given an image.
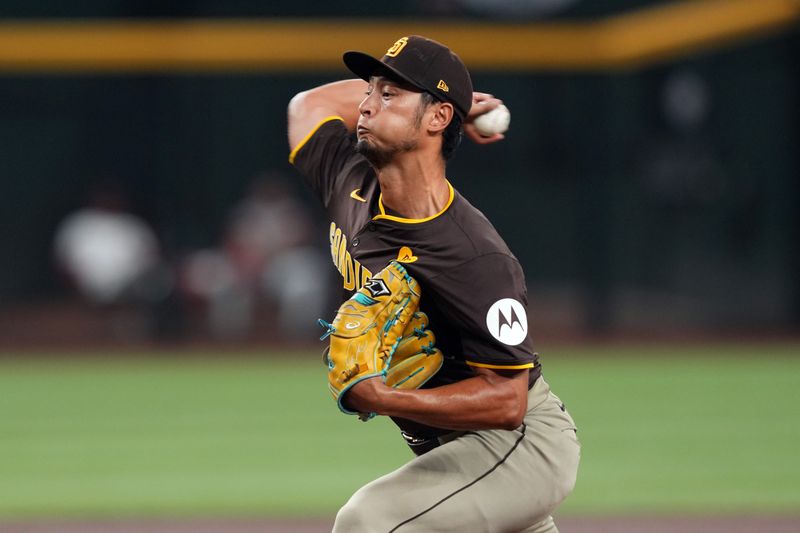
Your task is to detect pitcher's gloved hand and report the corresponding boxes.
[385,311,443,390]
[319,261,421,418]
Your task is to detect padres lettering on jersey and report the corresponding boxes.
[329,221,373,291]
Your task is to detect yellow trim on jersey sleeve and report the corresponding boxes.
[466,360,535,370]
[288,115,344,165]
[372,181,455,224]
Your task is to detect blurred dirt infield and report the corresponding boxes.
[3,516,800,532]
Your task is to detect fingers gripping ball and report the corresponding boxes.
[319,261,421,416]
[385,312,443,390]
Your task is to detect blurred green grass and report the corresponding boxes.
[1,344,799,519]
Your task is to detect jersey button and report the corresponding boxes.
[353,238,360,246]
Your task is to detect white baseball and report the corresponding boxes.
[473,104,510,136]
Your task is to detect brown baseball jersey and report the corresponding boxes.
[290,116,541,437]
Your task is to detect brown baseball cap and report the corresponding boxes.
[343,35,473,121]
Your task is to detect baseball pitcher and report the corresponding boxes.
[288,35,580,533]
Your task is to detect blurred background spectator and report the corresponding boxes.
[54,181,164,305]
[179,172,331,341]
[52,180,179,341]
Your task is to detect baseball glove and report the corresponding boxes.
[385,311,443,390]
[319,261,421,416]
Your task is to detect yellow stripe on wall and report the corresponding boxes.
[0,0,797,73]
[598,0,800,68]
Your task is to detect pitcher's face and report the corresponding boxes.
[355,76,425,168]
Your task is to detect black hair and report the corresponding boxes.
[419,91,463,161]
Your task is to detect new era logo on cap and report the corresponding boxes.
[343,35,473,120]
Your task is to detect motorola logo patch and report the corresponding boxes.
[486,298,528,346]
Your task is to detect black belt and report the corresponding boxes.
[400,430,465,456]
[400,431,441,456]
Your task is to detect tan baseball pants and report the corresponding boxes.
[333,377,581,532]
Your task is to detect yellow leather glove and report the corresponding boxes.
[320,261,420,417]
[385,311,443,390]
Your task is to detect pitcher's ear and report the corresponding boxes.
[428,102,454,133]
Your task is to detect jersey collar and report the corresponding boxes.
[373,181,455,224]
